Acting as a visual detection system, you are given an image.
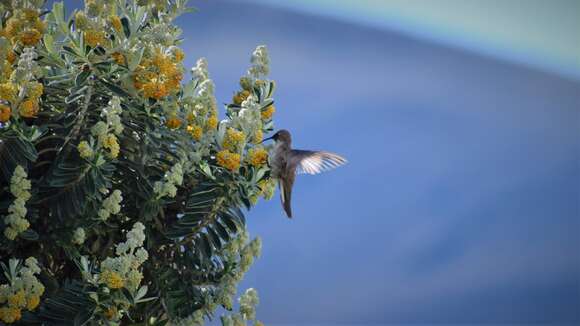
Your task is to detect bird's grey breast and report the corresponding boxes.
[270,141,290,178]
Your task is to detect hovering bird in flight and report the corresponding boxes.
[263,129,347,218]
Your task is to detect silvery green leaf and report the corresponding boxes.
[9,259,19,280]
[254,167,268,182]
[263,121,274,130]
[259,99,273,110]
[135,296,157,304]
[28,127,44,142]
[200,161,214,179]
[267,80,276,98]
[80,256,89,269]
[52,2,69,35]
[96,156,106,167]
[65,92,85,104]
[134,6,148,33]
[134,285,148,301]
[88,292,99,302]
[52,2,65,24]
[44,33,55,54]
[182,80,195,99]
[128,47,144,71]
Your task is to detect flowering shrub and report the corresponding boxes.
[0,0,277,324]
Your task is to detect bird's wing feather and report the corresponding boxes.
[279,171,294,218]
[290,150,347,175]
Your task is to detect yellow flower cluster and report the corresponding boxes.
[0,81,43,119]
[261,104,275,120]
[84,97,123,159]
[0,306,20,324]
[238,288,260,321]
[0,51,13,83]
[98,223,148,291]
[0,44,44,119]
[0,257,45,324]
[108,15,122,33]
[214,231,262,311]
[223,128,245,152]
[103,134,120,158]
[217,287,263,326]
[27,82,43,99]
[0,3,44,124]
[74,3,122,48]
[257,178,276,200]
[217,150,241,171]
[75,11,89,30]
[165,116,182,129]
[207,114,218,130]
[4,166,31,240]
[98,189,123,221]
[153,162,183,199]
[252,128,263,144]
[0,104,11,123]
[134,48,183,100]
[1,8,45,47]
[173,48,185,62]
[187,124,203,141]
[239,76,253,91]
[247,147,268,167]
[233,90,250,105]
[19,98,38,118]
[100,270,124,289]
[111,52,125,65]
[84,29,106,48]
[183,58,219,145]
[77,140,94,159]
[0,83,17,103]
[103,306,119,320]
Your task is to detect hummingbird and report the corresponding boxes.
[263,129,347,218]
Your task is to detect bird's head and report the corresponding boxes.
[263,129,291,144]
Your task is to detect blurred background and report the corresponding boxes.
[184,0,580,324]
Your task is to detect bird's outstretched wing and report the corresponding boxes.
[289,150,347,175]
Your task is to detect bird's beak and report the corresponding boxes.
[261,136,274,143]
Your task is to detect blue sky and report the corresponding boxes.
[246,0,580,81]
[55,0,580,323]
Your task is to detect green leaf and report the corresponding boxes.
[19,229,39,241]
[37,280,96,324]
[121,16,131,38]
[44,33,55,54]
[100,79,129,97]
[206,227,222,250]
[134,286,148,302]
[75,70,90,87]
[92,46,106,56]
[62,45,79,57]
[0,132,38,183]
[128,46,144,71]
[199,233,212,258]
[214,221,231,242]
[73,308,94,326]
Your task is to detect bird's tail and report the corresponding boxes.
[279,180,292,218]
